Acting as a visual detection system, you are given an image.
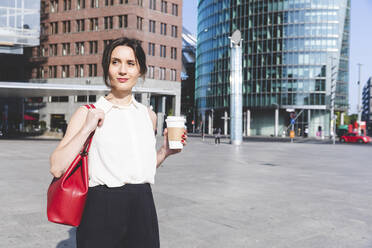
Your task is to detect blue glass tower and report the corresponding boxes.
[196,0,350,137]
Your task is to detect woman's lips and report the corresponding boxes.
[117,78,128,83]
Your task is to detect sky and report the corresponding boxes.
[182,0,372,114]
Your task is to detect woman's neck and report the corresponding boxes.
[105,91,133,106]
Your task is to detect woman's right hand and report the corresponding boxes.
[82,108,105,134]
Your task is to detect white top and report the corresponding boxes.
[88,96,157,187]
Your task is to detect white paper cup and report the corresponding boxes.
[165,116,186,149]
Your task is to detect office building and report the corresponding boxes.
[0,0,183,135]
[181,27,196,132]
[196,0,350,137]
[362,77,372,135]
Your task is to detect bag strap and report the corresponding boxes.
[80,104,96,156]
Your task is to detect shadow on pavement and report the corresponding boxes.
[56,228,76,248]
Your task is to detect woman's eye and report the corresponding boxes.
[112,60,119,65]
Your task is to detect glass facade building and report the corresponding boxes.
[196,0,350,137]
[0,0,40,54]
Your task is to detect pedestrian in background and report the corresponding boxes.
[214,127,221,144]
[49,37,187,248]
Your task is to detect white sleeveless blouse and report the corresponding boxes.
[88,96,157,187]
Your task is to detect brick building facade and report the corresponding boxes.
[26,0,183,133]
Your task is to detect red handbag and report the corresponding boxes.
[47,104,96,226]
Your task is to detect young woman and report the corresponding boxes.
[49,37,187,248]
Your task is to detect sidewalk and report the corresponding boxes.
[1,137,371,247]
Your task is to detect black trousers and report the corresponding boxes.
[76,184,160,248]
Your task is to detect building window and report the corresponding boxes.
[62,43,70,55]
[75,64,84,77]
[75,42,85,55]
[89,18,99,31]
[63,0,72,10]
[148,43,155,56]
[119,0,129,4]
[119,15,128,28]
[161,0,167,13]
[62,21,71,33]
[160,23,167,35]
[76,19,85,32]
[172,3,178,16]
[138,0,143,6]
[48,66,57,78]
[104,39,113,49]
[77,0,86,9]
[37,67,45,78]
[171,69,176,81]
[49,44,58,56]
[104,16,113,29]
[149,20,156,33]
[61,65,70,78]
[51,96,69,102]
[160,45,166,58]
[159,67,166,80]
[105,0,114,6]
[41,1,47,14]
[149,0,156,10]
[77,95,96,102]
[171,25,178,37]
[89,64,97,76]
[50,0,58,13]
[89,41,98,54]
[50,22,58,34]
[90,0,99,8]
[137,16,143,30]
[147,65,155,79]
[171,47,177,60]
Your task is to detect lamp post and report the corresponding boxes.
[330,56,337,144]
[357,63,363,135]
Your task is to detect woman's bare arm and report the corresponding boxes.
[49,106,104,178]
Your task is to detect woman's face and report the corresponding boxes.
[108,45,141,91]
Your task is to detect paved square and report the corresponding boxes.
[0,137,371,248]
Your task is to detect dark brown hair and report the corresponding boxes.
[101,37,147,87]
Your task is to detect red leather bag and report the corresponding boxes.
[47,104,95,226]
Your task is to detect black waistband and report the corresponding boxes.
[89,183,152,193]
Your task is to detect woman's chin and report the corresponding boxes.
[111,83,135,91]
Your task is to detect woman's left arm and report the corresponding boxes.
[147,108,187,168]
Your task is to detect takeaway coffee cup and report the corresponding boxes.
[165,116,186,149]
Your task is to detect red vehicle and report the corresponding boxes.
[340,132,371,144]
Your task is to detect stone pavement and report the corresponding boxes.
[1,137,372,248]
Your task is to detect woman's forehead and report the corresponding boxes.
[111,45,136,59]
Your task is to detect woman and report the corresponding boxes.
[49,37,187,248]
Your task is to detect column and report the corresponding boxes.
[246,109,251,137]
[275,108,279,137]
[341,112,345,125]
[308,109,311,137]
[141,93,150,106]
[175,93,181,116]
[208,113,212,135]
[243,111,247,136]
[224,110,228,135]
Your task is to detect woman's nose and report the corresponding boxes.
[119,64,127,74]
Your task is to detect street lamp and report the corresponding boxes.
[357,63,363,135]
[329,56,338,145]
